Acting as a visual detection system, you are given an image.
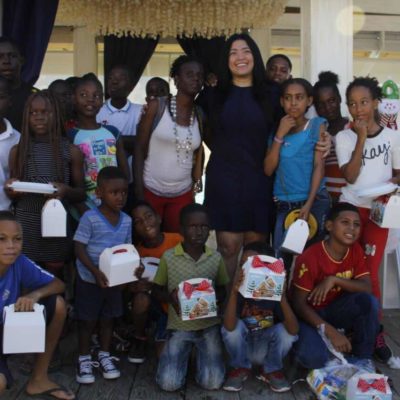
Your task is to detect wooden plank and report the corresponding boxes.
[185,376,240,400]
[238,376,296,400]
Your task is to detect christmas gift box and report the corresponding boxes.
[346,373,392,400]
[379,79,399,130]
[140,257,159,281]
[178,278,217,321]
[281,218,310,254]
[3,303,46,354]
[41,199,67,237]
[239,255,285,301]
[99,244,140,287]
[370,193,400,228]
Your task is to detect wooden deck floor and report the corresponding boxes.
[4,310,400,400]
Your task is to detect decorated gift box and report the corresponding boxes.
[178,278,217,321]
[41,199,67,237]
[370,193,400,228]
[238,255,285,301]
[346,373,392,400]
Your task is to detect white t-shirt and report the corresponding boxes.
[336,126,400,208]
[0,119,20,210]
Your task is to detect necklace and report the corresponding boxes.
[170,95,195,167]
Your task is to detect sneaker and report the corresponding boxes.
[256,370,291,393]
[222,368,250,392]
[98,352,120,379]
[127,338,146,364]
[76,356,99,384]
[374,326,393,363]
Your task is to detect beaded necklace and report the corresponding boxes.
[170,95,195,167]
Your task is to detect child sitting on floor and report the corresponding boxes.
[0,211,74,399]
[74,166,131,384]
[291,202,380,370]
[152,203,229,391]
[222,241,298,393]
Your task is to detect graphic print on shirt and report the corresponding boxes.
[362,141,391,165]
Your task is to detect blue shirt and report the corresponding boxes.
[273,117,327,202]
[74,208,132,283]
[0,254,54,324]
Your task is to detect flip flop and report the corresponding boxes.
[26,384,76,400]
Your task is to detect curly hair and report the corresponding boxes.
[169,55,203,78]
[346,76,382,102]
[313,71,341,101]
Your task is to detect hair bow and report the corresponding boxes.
[357,377,387,393]
[251,256,285,274]
[183,280,212,299]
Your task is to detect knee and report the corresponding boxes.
[273,324,298,350]
[197,366,225,390]
[354,292,379,315]
[132,292,151,314]
[221,321,247,345]
[54,295,67,321]
[156,366,184,392]
[217,238,241,259]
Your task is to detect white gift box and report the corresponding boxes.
[178,278,217,321]
[239,255,285,301]
[3,303,46,354]
[140,257,159,281]
[281,219,309,254]
[99,244,140,287]
[370,194,400,228]
[346,373,392,400]
[41,199,67,237]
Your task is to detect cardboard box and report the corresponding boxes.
[178,278,217,321]
[41,199,67,237]
[370,194,400,228]
[99,244,140,287]
[3,303,46,354]
[281,219,309,254]
[239,255,285,301]
[141,257,159,281]
[346,373,392,400]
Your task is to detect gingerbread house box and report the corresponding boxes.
[239,255,285,301]
[178,278,217,321]
[370,194,400,228]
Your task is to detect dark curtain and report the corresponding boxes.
[2,0,59,85]
[176,35,226,76]
[104,35,159,93]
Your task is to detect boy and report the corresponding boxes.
[291,202,380,369]
[152,203,229,391]
[0,76,19,211]
[145,77,170,103]
[0,211,74,399]
[265,54,292,84]
[222,241,298,393]
[74,166,131,384]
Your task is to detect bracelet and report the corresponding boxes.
[274,136,284,144]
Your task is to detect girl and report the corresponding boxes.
[314,71,350,200]
[264,78,330,262]
[134,55,204,233]
[336,77,400,363]
[6,91,86,276]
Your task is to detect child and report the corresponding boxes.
[145,77,170,103]
[128,200,182,362]
[265,54,292,84]
[0,76,19,211]
[264,78,330,263]
[336,76,400,363]
[0,211,74,399]
[6,90,86,276]
[48,79,75,130]
[314,71,350,200]
[67,75,129,212]
[291,203,379,370]
[74,166,131,384]
[152,203,229,391]
[222,241,298,393]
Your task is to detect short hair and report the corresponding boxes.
[0,210,18,223]
[266,54,293,71]
[131,200,157,215]
[282,77,313,98]
[145,77,170,96]
[242,241,274,257]
[326,202,360,222]
[48,79,68,91]
[346,76,382,102]
[74,74,103,93]
[0,37,21,56]
[65,76,80,90]
[179,203,208,226]
[0,76,12,94]
[170,55,203,78]
[109,64,135,84]
[97,166,127,187]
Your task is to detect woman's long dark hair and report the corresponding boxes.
[13,90,66,182]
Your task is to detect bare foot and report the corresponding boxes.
[26,377,75,400]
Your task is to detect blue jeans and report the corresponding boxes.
[156,325,225,391]
[294,292,380,369]
[221,321,297,373]
[274,189,331,268]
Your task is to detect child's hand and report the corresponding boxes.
[298,204,311,221]
[169,288,181,317]
[49,182,69,200]
[277,115,296,138]
[325,324,352,353]
[353,119,368,140]
[280,277,288,303]
[308,276,336,306]
[232,268,245,293]
[94,269,109,288]
[14,293,39,312]
[135,265,145,280]
[130,278,152,292]
[4,178,21,198]
[315,131,331,157]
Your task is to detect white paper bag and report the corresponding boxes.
[41,199,67,237]
[281,219,309,254]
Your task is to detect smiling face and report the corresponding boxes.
[132,205,161,241]
[0,220,23,269]
[228,39,254,81]
[326,210,361,247]
[281,83,313,119]
[347,86,378,124]
[174,62,204,96]
[266,56,291,84]
[29,96,52,136]
[315,87,341,123]
[74,80,103,118]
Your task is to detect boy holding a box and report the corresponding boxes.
[152,203,229,391]
[291,202,380,370]
[74,166,131,384]
[0,211,74,399]
[222,241,298,393]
